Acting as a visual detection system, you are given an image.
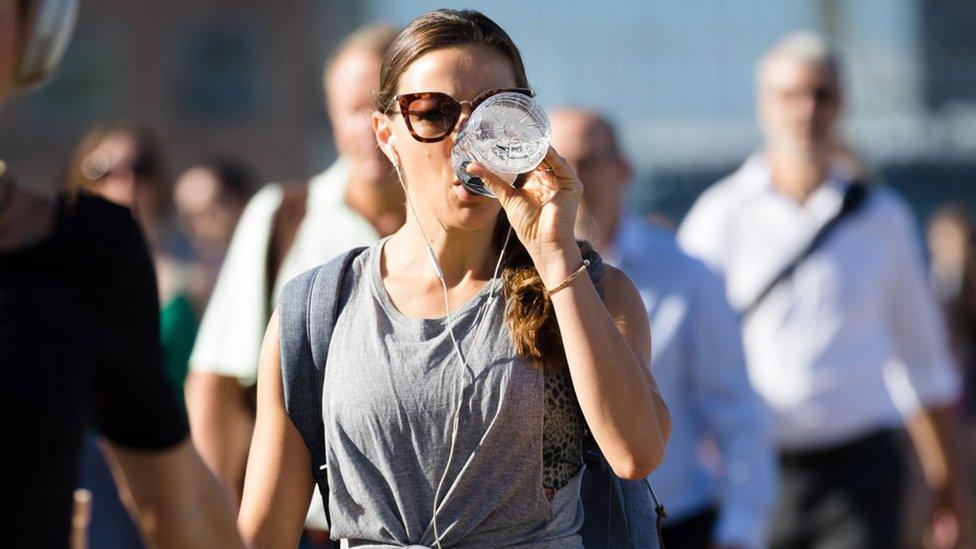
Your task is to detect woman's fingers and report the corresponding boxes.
[464,163,519,204]
[538,147,579,190]
[465,146,580,210]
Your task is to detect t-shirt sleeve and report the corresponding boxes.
[89,199,188,449]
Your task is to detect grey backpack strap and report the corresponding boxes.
[580,247,667,549]
[278,247,367,538]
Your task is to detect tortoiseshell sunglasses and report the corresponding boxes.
[387,87,534,142]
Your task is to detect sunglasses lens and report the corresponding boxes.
[407,96,459,140]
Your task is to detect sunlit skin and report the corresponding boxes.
[372,45,515,309]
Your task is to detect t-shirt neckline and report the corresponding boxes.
[366,237,501,330]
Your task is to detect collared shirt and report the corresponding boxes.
[608,215,777,549]
[190,159,380,384]
[677,154,960,451]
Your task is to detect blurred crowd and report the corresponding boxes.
[6,3,976,549]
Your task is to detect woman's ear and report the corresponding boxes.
[372,110,398,166]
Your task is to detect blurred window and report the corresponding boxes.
[174,21,263,122]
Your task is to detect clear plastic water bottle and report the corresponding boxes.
[451,92,551,198]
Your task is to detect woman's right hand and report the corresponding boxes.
[466,147,585,289]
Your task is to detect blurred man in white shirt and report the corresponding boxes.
[678,32,973,548]
[552,108,777,549]
[184,24,404,534]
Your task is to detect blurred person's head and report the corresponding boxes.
[173,159,254,256]
[550,108,632,249]
[757,31,843,161]
[372,9,531,234]
[928,203,973,302]
[324,23,399,183]
[65,124,170,229]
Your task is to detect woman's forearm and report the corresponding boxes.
[536,246,670,479]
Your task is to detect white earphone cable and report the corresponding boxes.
[393,157,511,548]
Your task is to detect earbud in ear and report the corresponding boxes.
[387,144,402,173]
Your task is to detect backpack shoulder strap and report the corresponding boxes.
[278,246,367,534]
[582,247,606,296]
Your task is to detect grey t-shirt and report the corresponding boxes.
[322,240,584,548]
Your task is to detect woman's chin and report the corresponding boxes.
[446,194,500,230]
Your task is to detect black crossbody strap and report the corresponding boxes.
[740,182,869,319]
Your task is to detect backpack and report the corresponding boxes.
[278,247,666,548]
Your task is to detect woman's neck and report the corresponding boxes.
[384,211,499,288]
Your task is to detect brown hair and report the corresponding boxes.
[377,9,590,371]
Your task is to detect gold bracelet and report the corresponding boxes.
[545,259,591,297]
